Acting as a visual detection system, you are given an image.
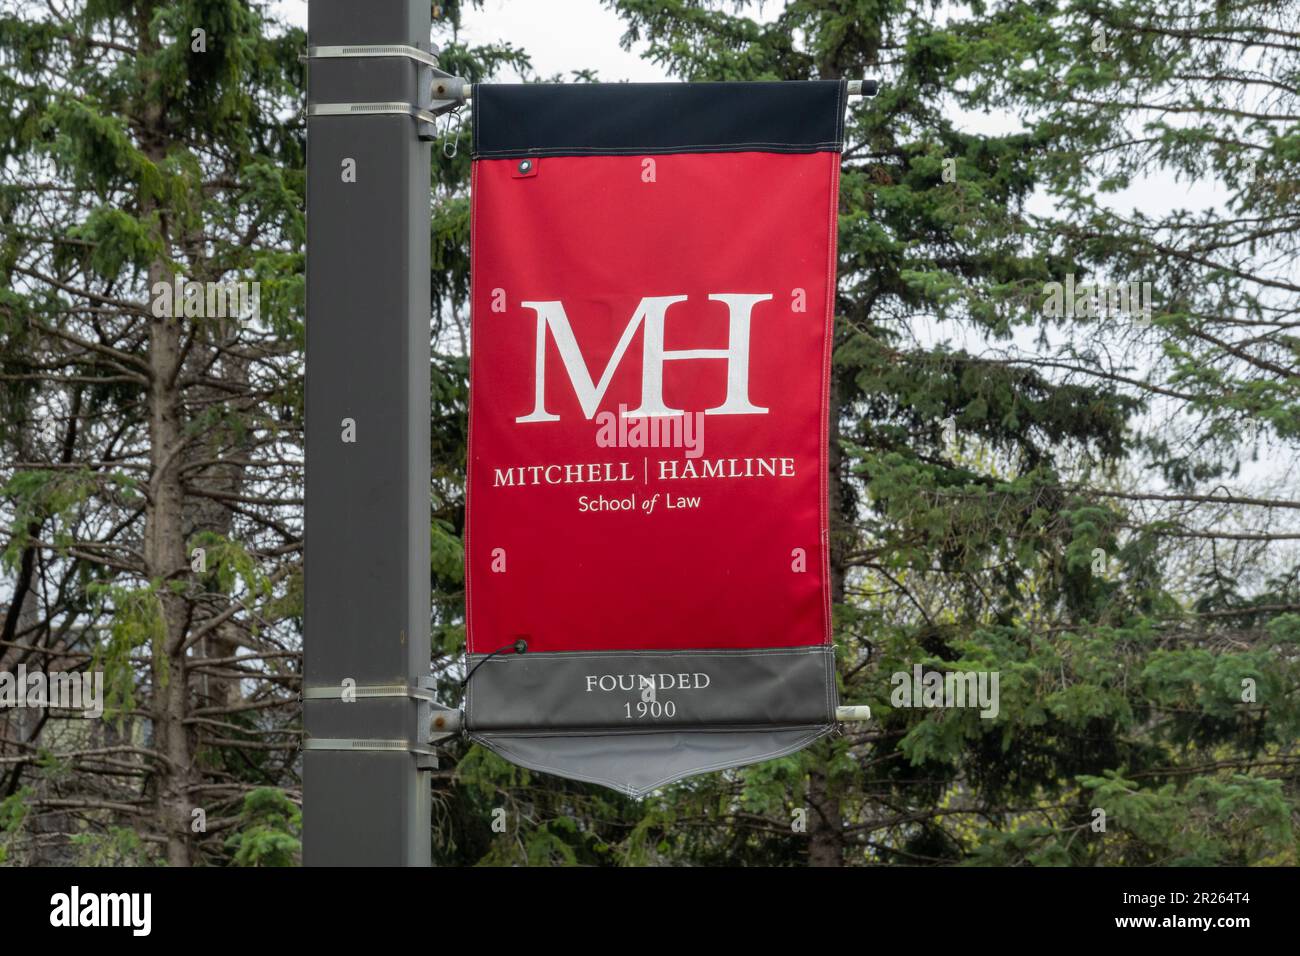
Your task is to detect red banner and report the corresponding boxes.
[465,82,846,794]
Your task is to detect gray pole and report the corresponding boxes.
[303,0,433,866]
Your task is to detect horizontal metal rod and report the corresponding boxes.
[431,707,871,739]
[456,79,879,103]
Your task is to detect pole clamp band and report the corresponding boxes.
[308,101,441,125]
[308,44,440,68]
[303,737,438,757]
[302,682,436,702]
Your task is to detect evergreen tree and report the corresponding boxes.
[572,0,1300,866]
[0,0,309,865]
[3,0,1294,868]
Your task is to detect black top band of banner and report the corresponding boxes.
[471,81,848,159]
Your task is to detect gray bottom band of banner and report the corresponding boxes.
[464,645,837,796]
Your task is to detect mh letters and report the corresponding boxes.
[516,294,772,423]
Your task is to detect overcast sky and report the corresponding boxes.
[456,0,667,82]
[275,0,668,81]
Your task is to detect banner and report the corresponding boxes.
[465,81,846,795]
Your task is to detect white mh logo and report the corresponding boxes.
[515,293,772,423]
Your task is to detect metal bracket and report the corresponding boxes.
[302,678,461,768]
[305,43,468,140]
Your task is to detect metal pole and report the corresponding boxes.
[304,0,433,867]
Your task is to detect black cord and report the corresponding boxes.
[462,638,527,687]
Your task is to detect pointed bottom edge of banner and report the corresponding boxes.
[467,725,834,798]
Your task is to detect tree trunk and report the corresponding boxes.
[807,755,843,867]
[139,4,192,864]
[144,255,194,867]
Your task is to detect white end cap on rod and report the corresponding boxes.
[836,705,872,721]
